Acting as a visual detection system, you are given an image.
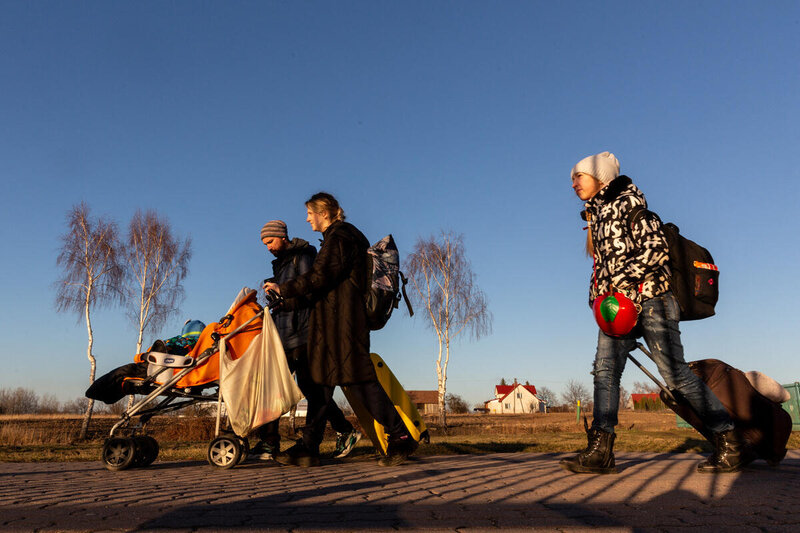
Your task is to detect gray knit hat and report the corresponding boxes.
[260,220,287,240]
[571,151,620,185]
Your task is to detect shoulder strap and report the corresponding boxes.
[627,205,661,231]
[399,271,414,317]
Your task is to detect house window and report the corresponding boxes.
[516,393,522,398]
[504,403,510,409]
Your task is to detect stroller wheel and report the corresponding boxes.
[142,436,160,465]
[102,437,137,471]
[207,436,242,469]
[133,436,159,467]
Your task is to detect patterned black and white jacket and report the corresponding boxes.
[582,175,671,307]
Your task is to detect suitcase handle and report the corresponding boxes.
[628,343,679,405]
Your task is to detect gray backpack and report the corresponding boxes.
[365,234,414,330]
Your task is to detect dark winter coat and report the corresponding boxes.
[582,175,671,306]
[270,238,316,350]
[279,221,376,386]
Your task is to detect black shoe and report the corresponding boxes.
[250,441,278,461]
[378,435,418,467]
[274,440,320,468]
[697,429,748,474]
[559,427,618,474]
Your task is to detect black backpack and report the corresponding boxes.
[365,234,414,330]
[629,207,719,321]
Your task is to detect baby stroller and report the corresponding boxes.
[98,288,301,471]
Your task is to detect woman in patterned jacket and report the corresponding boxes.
[560,151,744,475]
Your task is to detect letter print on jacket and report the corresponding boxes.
[583,176,670,306]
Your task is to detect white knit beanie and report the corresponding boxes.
[571,152,620,186]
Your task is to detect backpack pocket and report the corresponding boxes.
[692,261,719,305]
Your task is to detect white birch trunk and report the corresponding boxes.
[441,335,450,427]
[80,292,95,440]
[436,334,445,427]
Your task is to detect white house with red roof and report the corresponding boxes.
[485,382,544,414]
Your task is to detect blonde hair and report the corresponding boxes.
[306,192,345,222]
[584,212,594,257]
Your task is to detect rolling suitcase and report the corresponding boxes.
[628,343,792,465]
[343,352,430,454]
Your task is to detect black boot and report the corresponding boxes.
[697,429,747,474]
[274,439,320,468]
[559,427,618,474]
[378,434,418,467]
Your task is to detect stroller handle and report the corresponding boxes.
[265,289,284,310]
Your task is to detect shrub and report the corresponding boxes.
[445,393,469,414]
[0,388,40,414]
[634,397,666,411]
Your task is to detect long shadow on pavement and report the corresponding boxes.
[137,451,800,531]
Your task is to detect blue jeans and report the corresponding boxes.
[591,292,733,435]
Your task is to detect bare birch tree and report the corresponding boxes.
[55,203,123,439]
[123,209,192,355]
[406,231,492,427]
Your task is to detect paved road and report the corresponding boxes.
[1,451,798,532]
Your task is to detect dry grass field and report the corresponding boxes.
[1,411,797,463]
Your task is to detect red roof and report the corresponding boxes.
[495,384,537,400]
[631,393,660,402]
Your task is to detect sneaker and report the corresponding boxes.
[378,434,418,467]
[274,440,320,468]
[250,441,277,461]
[334,430,362,459]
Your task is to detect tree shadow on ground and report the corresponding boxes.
[669,436,712,453]
[427,441,533,454]
[319,439,533,460]
[138,451,800,531]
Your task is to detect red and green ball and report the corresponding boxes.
[592,291,638,337]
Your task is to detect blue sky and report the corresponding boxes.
[1,1,798,410]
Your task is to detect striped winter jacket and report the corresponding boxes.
[582,175,671,307]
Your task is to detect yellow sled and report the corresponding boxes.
[343,353,429,454]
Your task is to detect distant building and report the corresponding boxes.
[630,393,663,411]
[408,390,439,415]
[281,399,308,418]
[485,382,544,414]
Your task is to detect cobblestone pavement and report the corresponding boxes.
[1,451,798,532]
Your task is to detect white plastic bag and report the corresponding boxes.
[219,312,304,436]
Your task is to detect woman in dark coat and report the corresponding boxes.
[265,192,416,467]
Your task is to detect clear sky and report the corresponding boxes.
[1,1,798,410]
